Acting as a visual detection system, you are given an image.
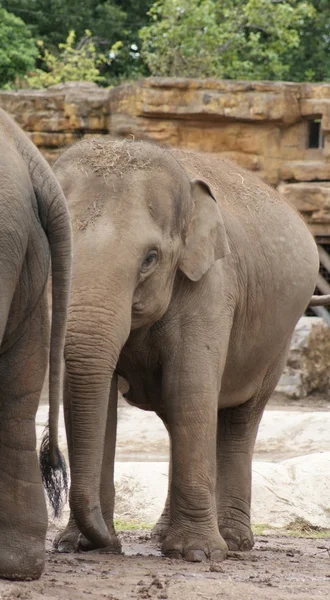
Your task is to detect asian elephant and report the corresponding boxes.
[0,108,72,580]
[46,138,323,563]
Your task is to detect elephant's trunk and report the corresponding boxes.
[65,288,131,547]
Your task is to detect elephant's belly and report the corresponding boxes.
[218,336,290,409]
[218,381,263,409]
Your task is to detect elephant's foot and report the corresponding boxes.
[0,537,45,581]
[162,525,228,562]
[219,523,254,552]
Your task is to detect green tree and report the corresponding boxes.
[0,7,38,87]
[2,1,125,49]
[139,0,316,80]
[25,30,108,88]
[285,0,330,81]
[3,0,153,82]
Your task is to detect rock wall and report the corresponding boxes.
[0,81,110,165]
[2,77,330,235]
[109,78,330,237]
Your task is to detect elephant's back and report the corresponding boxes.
[172,148,288,217]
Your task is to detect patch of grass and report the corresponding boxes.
[285,517,330,539]
[113,518,330,538]
[252,519,330,539]
[252,523,272,535]
[114,519,153,531]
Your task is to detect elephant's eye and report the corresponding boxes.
[141,249,158,273]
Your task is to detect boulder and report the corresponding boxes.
[276,317,330,399]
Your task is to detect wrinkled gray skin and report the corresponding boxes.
[0,108,72,580]
[53,139,319,562]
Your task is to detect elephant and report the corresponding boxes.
[0,108,72,580]
[44,137,325,563]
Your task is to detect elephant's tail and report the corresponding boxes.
[39,428,69,519]
[308,294,330,307]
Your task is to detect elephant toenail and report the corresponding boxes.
[185,549,207,562]
[241,539,252,551]
[164,549,183,559]
[210,548,227,562]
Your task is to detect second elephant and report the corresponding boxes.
[0,108,71,580]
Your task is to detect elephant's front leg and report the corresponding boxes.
[55,374,121,554]
[162,360,227,562]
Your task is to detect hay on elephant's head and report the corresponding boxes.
[76,138,155,179]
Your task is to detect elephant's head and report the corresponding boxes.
[53,139,229,546]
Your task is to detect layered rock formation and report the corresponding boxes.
[0,81,110,165]
[109,78,330,237]
[1,77,330,234]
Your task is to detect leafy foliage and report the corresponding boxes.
[2,0,153,83]
[284,0,330,81]
[0,7,38,87]
[139,0,316,80]
[2,1,126,49]
[25,30,108,88]
[1,0,330,86]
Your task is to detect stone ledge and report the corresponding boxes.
[0,81,110,133]
[280,160,330,182]
[277,181,330,217]
[109,77,302,124]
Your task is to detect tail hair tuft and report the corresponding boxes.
[39,427,69,519]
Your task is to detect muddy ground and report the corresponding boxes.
[0,528,329,599]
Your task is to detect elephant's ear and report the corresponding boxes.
[180,179,230,282]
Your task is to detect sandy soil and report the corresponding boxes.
[0,529,329,600]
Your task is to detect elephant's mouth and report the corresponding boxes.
[132,302,144,314]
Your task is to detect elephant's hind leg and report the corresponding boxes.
[151,485,171,542]
[0,303,48,580]
[216,354,289,552]
[151,420,171,542]
[216,399,263,552]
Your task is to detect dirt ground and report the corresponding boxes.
[1,390,327,598]
[0,528,329,600]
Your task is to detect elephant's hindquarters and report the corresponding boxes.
[0,150,50,579]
